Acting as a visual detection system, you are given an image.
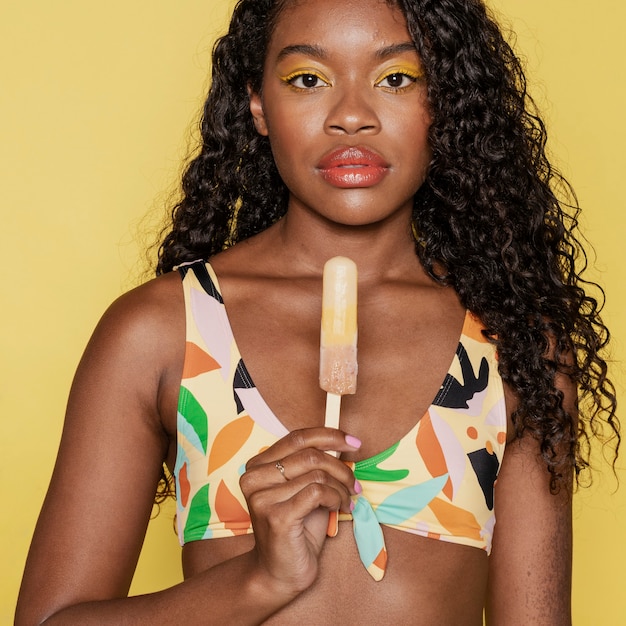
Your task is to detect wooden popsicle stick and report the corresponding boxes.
[324,392,342,445]
[324,392,342,536]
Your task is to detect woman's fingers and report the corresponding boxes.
[241,428,362,523]
[249,482,343,537]
[243,466,354,517]
[243,445,359,500]
[276,446,356,485]
[246,428,361,470]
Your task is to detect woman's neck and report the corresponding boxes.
[265,204,423,282]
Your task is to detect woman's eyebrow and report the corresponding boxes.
[276,44,327,62]
[375,42,418,59]
[275,41,417,63]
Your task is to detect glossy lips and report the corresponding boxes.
[317,146,389,188]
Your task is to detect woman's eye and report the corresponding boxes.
[289,73,328,89]
[378,73,416,89]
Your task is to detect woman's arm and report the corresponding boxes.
[485,379,575,626]
[15,274,358,625]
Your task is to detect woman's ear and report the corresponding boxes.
[247,86,269,136]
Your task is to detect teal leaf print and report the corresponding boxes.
[375,474,449,526]
[352,496,386,568]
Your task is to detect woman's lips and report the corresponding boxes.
[317,146,389,188]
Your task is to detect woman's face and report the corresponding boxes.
[250,0,432,228]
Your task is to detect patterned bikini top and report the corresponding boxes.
[174,261,507,581]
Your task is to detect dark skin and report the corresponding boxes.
[16,0,573,623]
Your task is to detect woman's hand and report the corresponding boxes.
[240,428,362,596]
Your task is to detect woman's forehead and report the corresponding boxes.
[267,0,410,50]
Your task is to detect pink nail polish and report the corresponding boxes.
[345,434,362,449]
[354,480,363,494]
[350,500,356,512]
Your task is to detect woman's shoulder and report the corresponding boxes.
[102,270,184,332]
[83,270,186,381]
[72,269,186,435]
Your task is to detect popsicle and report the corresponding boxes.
[320,256,358,538]
[320,256,358,432]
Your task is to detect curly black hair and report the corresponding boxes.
[156,0,619,494]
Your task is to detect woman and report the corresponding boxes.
[16,0,618,623]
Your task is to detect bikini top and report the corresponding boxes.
[174,261,507,581]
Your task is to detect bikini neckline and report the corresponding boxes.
[204,261,469,464]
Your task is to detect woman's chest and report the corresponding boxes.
[225,284,468,459]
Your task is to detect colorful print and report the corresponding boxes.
[174,261,507,581]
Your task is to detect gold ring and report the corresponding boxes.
[275,460,287,479]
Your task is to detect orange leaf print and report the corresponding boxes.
[462,313,489,343]
[179,462,191,508]
[208,415,255,475]
[215,480,251,536]
[367,548,388,582]
[182,342,221,379]
[428,497,482,542]
[416,413,453,499]
[372,547,388,571]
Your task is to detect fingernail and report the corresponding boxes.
[345,434,362,449]
[354,480,363,494]
[350,500,356,512]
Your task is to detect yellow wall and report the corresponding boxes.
[1,1,624,623]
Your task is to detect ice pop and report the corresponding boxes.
[320,256,358,431]
[320,256,358,538]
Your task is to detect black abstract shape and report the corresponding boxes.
[178,263,192,280]
[467,448,499,510]
[433,344,489,409]
[179,261,224,303]
[233,359,255,414]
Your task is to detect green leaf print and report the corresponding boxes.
[184,483,212,541]
[179,386,208,454]
[354,441,410,482]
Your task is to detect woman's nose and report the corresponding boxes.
[324,84,381,135]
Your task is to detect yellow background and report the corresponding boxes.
[1,1,624,623]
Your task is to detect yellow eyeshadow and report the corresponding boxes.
[279,69,330,83]
[375,65,425,82]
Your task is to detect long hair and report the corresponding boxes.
[157,0,288,270]
[157,0,619,493]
